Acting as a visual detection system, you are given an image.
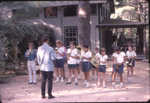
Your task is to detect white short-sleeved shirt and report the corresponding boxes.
[97,54,108,65]
[67,48,78,64]
[126,51,136,58]
[112,52,126,64]
[56,46,65,59]
[81,51,92,62]
[76,51,81,64]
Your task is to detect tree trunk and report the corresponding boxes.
[78,1,91,47]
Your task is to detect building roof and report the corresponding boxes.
[0,0,107,9]
[96,19,149,28]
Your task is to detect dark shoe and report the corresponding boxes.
[33,82,36,85]
[66,82,72,85]
[48,95,55,99]
[75,82,78,86]
[28,82,32,84]
[42,95,46,99]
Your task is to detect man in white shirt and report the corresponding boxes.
[112,47,126,88]
[126,46,136,77]
[81,45,92,87]
[54,40,66,82]
[37,37,56,99]
[66,41,79,85]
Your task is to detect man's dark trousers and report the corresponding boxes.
[41,71,53,97]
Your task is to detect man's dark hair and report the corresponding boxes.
[42,36,49,43]
[116,47,121,51]
[83,45,89,49]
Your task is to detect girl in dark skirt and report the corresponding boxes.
[97,48,108,88]
[126,46,136,78]
[81,45,92,87]
[66,41,79,85]
[55,40,66,83]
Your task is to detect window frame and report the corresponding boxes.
[63,5,77,17]
[64,26,78,48]
[90,4,97,16]
[44,7,58,18]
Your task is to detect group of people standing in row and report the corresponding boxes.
[24,36,136,99]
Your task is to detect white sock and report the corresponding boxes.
[112,82,115,85]
[75,78,78,83]
[68,78,71,82]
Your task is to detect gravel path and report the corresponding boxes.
[0,61,150,103]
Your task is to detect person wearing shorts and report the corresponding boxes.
[112,47,126,88]
[91,47,99,80]
[126,46,136,77]
[81,45,92,87]
[97,48,108,88]
[76,47,81,80]
[55,40,66,82]
[66,41,79,85]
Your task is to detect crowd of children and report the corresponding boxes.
[24,39,137,99]
[24,40,136,88]
[52,40,137,88]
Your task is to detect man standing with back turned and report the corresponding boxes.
[37,37,56,99]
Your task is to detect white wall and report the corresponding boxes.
[22,6,100,51]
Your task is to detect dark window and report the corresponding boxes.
[64,26,78,47]
[44,7,57,18]
[90,4,97,15]
[64,5,77,17]
[12,8,39,19]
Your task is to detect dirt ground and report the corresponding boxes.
[0,61,150,103]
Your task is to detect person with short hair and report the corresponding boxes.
[112,47,126,88]
[54,40,66,82]
[66,41,79,85]
[126,46,136,77]
[37,37,56,99]
[81,45,92,87]
[25,42,37,84]
[97,48,108,88]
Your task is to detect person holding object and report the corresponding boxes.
[25,42,37,84]
[37,37,56,99]
[126,45,136,76]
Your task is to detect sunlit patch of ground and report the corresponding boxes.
[0,61,149,103]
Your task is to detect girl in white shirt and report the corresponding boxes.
[126,46,136,77]
[55,40,66,83]
[81,45,92,87]
[66,41,79,85]
[112,47,126,88]
[97,48,108,88]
